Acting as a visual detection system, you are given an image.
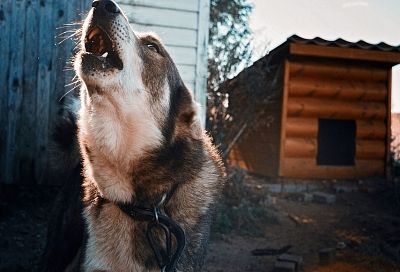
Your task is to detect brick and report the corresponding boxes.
[313,192,336,204]
[282,183,307,193]
[278,253,303,269]
[334,184,358,193]
[302,193,313,202]
[274,260,296,272]
[265,184,282,193]
[306,182,326,192]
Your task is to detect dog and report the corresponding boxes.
[40,0,225,271]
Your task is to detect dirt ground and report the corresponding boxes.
[204,181,400,272]
[1,181,400,272]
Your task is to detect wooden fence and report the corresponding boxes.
[0,0,92,184]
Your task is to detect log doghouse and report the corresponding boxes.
[226,35,400,179]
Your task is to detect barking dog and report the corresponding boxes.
[41,0,225,271]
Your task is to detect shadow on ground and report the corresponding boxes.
[1,173,400,272]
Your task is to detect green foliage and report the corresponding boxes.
[207,0,253,143]
[208,0,253,91]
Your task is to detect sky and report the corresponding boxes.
[249,0,400,112]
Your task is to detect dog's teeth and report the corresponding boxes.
[88,28,101,40]
[102,52,108,57]
[88,30,96,40]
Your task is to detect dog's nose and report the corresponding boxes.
[92,0,120,15]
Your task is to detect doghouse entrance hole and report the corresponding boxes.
[317,119,356,166]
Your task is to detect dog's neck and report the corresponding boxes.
[78,94,167,203]
[78,81,204,204]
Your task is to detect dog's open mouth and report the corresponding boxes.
[84,26,123,70]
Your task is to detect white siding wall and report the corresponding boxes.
[116,0,209,126]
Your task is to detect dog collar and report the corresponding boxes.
[102,186,186,272]
[116,202,186,272]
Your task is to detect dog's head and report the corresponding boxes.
[75,0,201,161]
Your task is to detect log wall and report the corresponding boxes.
[279,59,389,179]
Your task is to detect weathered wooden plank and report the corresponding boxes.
[284,137,317,158]
[286,117,386,140]
[281,157,385,179]
[0,0,12,183]
[117,0,199,12]
[167,45,197,66]
[82,0,93,18]
[289,60,388,82]
[283,136,385,160]
[36,0,55,184]
[278,60,291,176]
[131,23,197,48]
[17,0,40,183]
[356,140,386,159]
[50,0,76,137]
[77,0,92,20]
[357,120,386,140]
[286,117,317,138]
[287,97,386,120]
[121,4,198,30]
[176,64,196,82]
[4,0,26,184]
[52,0,69,105]
[194,0,209,127]
[289,77,387,102]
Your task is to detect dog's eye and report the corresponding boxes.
[146,43,159,53]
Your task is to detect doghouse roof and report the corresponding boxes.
[288,35,400,53]
[221,35,400,101]
[266,35,400,65]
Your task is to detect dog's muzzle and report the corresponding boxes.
[92,0,120,18]
[81,0,124,71]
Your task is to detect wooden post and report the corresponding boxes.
[36,0,55,184]
[195,0,209,128]
[278,60,290,176]
[4,0,26,184]
[18,0,40,183]
[386,69,392,180]
[0,0,12,183]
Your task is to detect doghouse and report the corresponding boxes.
[227,35,400,179]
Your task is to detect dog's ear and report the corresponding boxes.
[176,89,203,140]
[179,100,202,140]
